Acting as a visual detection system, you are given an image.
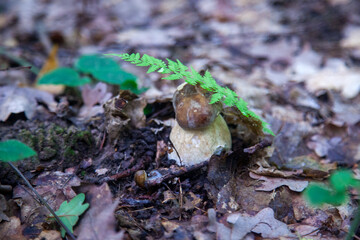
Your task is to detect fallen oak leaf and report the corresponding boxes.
[249,172,308,192]
[76,183,124,240]
[0,86,57,121]
[227,208,295,239]
[78,82,112,120]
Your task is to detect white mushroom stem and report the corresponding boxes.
[168,115,232,166]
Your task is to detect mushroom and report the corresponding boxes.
[168,83,232,166]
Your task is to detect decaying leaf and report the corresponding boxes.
[227,208,295,239]
[0,216,25,240]
[11,170,82,230]
[76,183,124,240]
[103,90,146,142]
[251,164,304,178]
[0,86,57,121]
[78,82,112,120]
[33,171,82,208]
[117,28,176,46]
[0,194,9,222]
[183,192,202,211]
[249,172,308,192]
[306,58,360,99]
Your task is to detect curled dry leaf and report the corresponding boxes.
[0,86,57,121]
[251,164,304,178]
[0,194,9,222]
[117,28,176,46]
[103,90,146,142]
[0,216,25,240]
[227,208,295,239]
[78,82,112,120]
[76,183,124,240]
[249,172,308,192]
[12,171,81,223]
[306,58,360,99]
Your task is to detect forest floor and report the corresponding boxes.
[1,0,360,239]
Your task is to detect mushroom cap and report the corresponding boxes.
[168,115,232,166]
[173,83,220,130]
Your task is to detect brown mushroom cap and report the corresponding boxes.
[173,83,220,130]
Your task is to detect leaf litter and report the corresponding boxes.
[0,0,360,239]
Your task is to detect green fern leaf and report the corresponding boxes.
[176,59,188,72]
[107,52,275,136]
[163,73,183,80]
[147,65,161,73]
[210,92,223,104]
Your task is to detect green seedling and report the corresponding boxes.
[38,54,146,94]
[106,53,274,136]
[0,139,37,162]
[303,169,360,240]
[51,193,89,238]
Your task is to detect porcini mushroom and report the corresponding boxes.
[168,83,232,166]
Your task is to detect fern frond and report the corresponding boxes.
[107,53,275,136]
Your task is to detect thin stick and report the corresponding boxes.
[0,66,32,71]
[0,47,40,74]
[346,204,360,240]
[8,162,77,240]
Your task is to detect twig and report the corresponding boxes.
[243,139,272,154]
[0,47,40,74]
[105,156,152,182]
[145,161,208,188]
[0,66,32,71]
[0,184,12,192]
[7,162,77,240]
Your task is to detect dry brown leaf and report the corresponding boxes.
[0,194,9,222]
[249,172,308,192]
[76,183,124,240]
[104,90,146,143]
[0,216,25,240]
[36,45,65,95]
[227,208,295,239]
[12,171,81,224]
[306,58,360,99]
[251,164,304,178]
[183,192,202,211]
[34,230,61,240]
[0,86,57,121]
[78,83,112,120]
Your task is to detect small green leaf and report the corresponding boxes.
[38,68,90,86]
[0,140,37,162]
[303,183,348,206]
[54,193,89,237]
[93,69,136,85]
[330,170,360,192]
[75,55,120,74]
